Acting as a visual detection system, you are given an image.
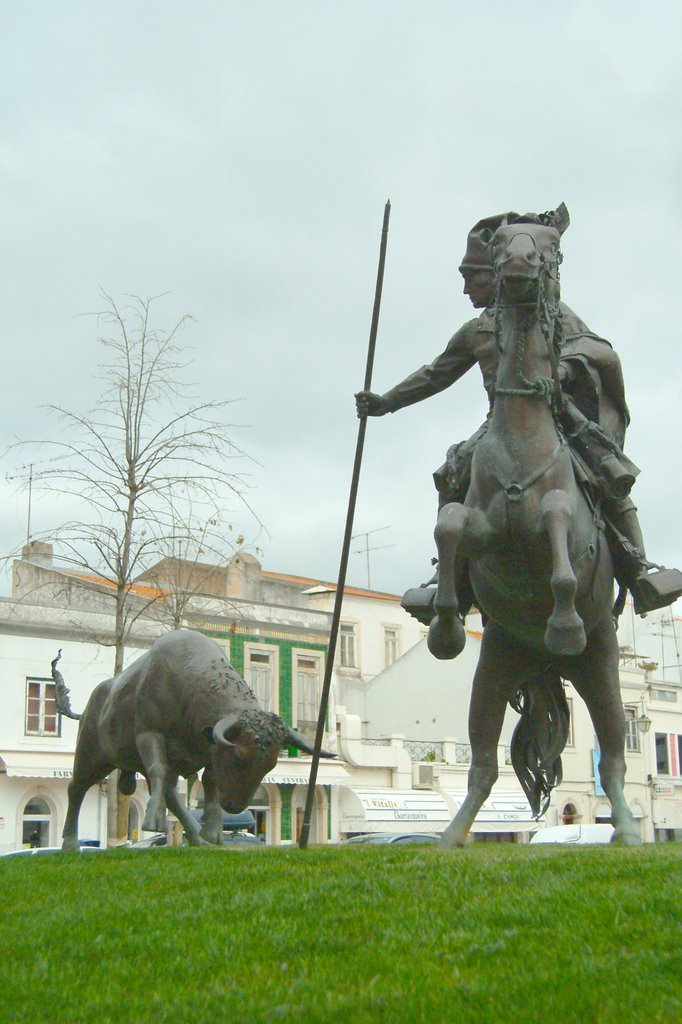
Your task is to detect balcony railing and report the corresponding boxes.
[363,738,512,767]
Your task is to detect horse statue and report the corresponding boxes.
[428,215,642,847]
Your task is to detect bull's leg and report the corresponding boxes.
[541,489,586,656]
[164,778,209,847]
[429,502,494,660]
[136,731,171,833]
[564,618,641,845]
[62,759,114,851]
[199,765,224,845]
[441,624,521,848]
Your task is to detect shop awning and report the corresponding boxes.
[340,788,538,836]
[442,790,539,833]
[262,758,351,787]
[0,752,74,779]
[340,788,450,834]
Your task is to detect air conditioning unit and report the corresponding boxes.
[413,763,440,790]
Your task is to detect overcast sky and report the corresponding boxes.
[1,2,680,602]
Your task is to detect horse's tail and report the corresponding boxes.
[509,667,570,818]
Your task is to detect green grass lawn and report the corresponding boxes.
[0,843,680,1024]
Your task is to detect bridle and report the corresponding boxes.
[492,232,564,419]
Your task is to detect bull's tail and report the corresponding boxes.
[509,667,570,818]
[51,650,82,720]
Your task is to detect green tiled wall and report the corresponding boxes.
[280,785,293,841]
[205,632,327,728]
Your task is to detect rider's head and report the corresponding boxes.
[459,212,520,308]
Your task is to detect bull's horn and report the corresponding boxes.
[285,726,335,759]
[212,714,240,747]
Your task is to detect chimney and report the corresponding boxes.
[21,541,54,568]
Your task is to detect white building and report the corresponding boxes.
[2,541,680,849]
[0,598,164,853]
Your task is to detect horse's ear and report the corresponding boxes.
[551,203,570,235]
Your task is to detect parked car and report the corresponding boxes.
[341,832,440,846]
[2,845,105,857]
[129,830,262,849]
[128,833,168,849]
[530,824,615,845]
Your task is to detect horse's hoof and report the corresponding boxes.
[611,829,643,847]
[545,618,586,657]
[427,615,466,660]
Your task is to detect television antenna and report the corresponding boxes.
[352,526,394,590]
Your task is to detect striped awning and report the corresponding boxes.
[0,752,74,779]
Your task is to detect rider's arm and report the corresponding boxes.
[380,321,479,413]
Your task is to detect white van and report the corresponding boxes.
[530,824,614,845]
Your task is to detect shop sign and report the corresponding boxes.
[654,783,674,797]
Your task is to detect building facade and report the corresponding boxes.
[2,542,680,851]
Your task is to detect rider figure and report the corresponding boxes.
[356,208,680,618]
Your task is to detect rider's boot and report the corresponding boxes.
[607,499,682,616]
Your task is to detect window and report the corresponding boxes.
[245,645,279,713]
[295,653,322,731]
[655,733,670,775]
[624,706,641,753]
[651,688,677,703]
[384,627,400,668]
[339,622,357,668]
[25,678,59,736]
[23,796,52,848]
[565,696,574,747]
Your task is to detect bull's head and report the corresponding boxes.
[203,710,334,814]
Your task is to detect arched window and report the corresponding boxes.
[561,802,579,825]
[23,796,52,848]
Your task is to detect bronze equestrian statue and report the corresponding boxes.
[356,206,677,618]
[357,206,681,846]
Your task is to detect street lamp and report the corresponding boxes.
[636,712,652,734]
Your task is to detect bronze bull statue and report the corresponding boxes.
[54,629,333,849]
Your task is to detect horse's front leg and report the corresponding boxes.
[541,489,586,656]
[429,502,493,660]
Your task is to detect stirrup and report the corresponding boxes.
[631,567,682,616]
[401,585,437,626]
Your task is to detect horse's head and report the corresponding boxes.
[491,204,569,307]
[492,222,563,305]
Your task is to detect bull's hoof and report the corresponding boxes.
[199,828,222,846]
[428,613,466,660]
[142,807,167,833]
[188,832,213,847]
[545,616,586,657]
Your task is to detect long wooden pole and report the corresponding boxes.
[298,199,391,849]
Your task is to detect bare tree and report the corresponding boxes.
[12,291,261,673]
